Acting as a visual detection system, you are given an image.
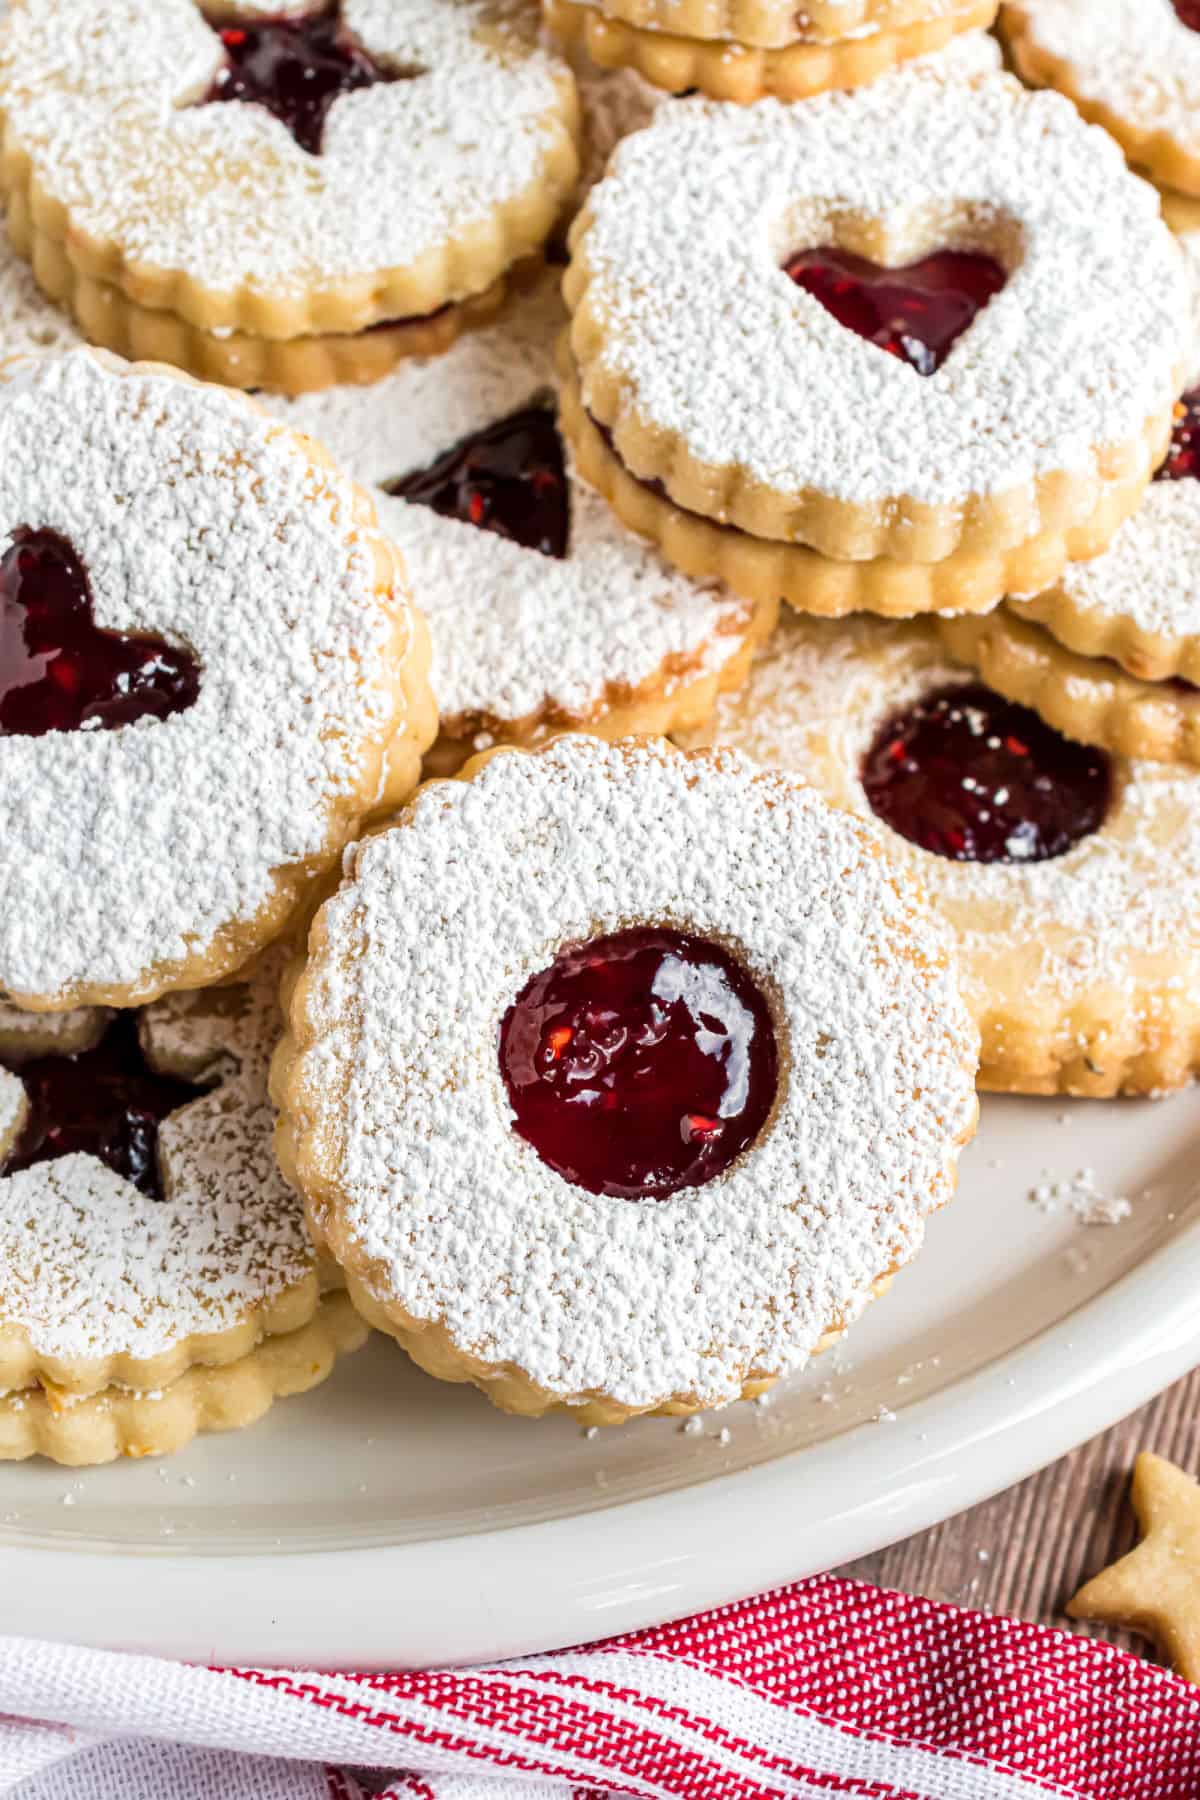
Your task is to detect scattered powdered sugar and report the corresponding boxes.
[575,72,1189,507]
[0,1070,24,1151]
[0,350,399,1003]
[295,735,977,1409]
[0,0,574,302]
[684,613,1200,1019]
[0,999,110,1060]
[1009,0,1200,162]
[0,238,81,361]
[1028,1168,1133,1227]
[0,960,314,1362]
[277,282,752,736]
[1013,479,1200,644]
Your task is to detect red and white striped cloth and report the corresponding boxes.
[2,1575,1198,1800]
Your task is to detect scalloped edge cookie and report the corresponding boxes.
[1000,3,1200,198]
[938,608,1200,767]
[0,353,437,1016]
[0,1292,367,1465]
[543,0,997,99]
[558,350,1163,617]
[547,0,990,48]
[12,182,542,394]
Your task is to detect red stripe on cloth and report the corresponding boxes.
[324,1772,363,1800]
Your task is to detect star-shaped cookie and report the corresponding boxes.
[1068,1452,1200,1681]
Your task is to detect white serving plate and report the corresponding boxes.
[2,1085,1198,1670]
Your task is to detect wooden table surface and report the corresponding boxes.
[839,1366,1200,1665]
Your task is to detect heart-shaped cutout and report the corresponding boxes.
[1157,386,1200,483]
[1175,1,1200,32]
[2,1013,197,1198]
[201,3,422,156]
[784,246,1007,376]
[0,527,200,738]
[385,402,570,560]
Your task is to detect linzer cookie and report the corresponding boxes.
[278,278,774,772]
[562,71,1190,616]
[679,615,1200,1097]
[1001,1,1200,199]
[0,959,368,1463]
[543,0,998,102]
[0,349,434,1014]
[0,0,581,392]
[273,734,979,1425]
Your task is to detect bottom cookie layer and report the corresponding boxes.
[0,1291,367,1465]
[558,354,1159,618]
[337,1259,893,1425]
[12,189,542,394]
[938,609,1200,768]
[543,0,997,100]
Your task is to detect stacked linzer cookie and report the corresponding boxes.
[542,0,999,102]
[0,0,1198,1455]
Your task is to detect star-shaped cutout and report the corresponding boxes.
[201,4,418,157]
[1069,1452,1200,1682]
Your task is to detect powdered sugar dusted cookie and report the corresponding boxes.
[564,71,1189,567]
[278,279,774,770]
[1001,1,1200,198]
[543,0,997,102]
[0,0,581,389]
[0,1291,366,1465]
[0,956,327,1402]
[274,734,978,1424]
[0,349,434,1012]
[681,614,1200,1096]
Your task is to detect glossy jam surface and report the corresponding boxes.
[386,404,569,558]
[2,1016,196,1199]
[202,3,405,155]
[498,926,778,1200]
[862,683,1111,863]
[0,529,200,738]
[1156,386,1200,484]
[784,246,1007,376]
[1174,1,1200,30]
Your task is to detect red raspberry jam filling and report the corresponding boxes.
[499,926,778,1200]
[2,1015,196,1200]
[784,247,1007,376]
[862,683,1111,863]
[0,528,200,738]
[385,403,569,559]
[201,3,411,156]
[1156,387,1200,484]
[1174,1,1200,29]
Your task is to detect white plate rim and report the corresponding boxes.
[4,1197,1198,1670]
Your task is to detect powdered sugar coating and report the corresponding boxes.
[0,0,575,305]
[0,1070,22,1153]
[0,239,80,362]
[0,961,314,1364]
[687,614,1200,1016]
[0,998,108,1060]
[1014,479,1200,645]
[296,735,977,1409]
[1007,0,1200,165]
[572,72,1189,509]
[568,22,1000,198]
[277,283,752,735]
[0,350,400,1005]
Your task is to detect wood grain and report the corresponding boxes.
[840,1367,1200,1668]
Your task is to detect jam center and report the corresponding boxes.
[784,246,1007,376]
[0,528,200,739]
[498,926,777,1200]
[385,402,570,559]
[1156,386,1200,484]
[201,3,415,156]
[862,682,1111,863]
[2,1015,197,1199]
[1174,1,1200,31]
